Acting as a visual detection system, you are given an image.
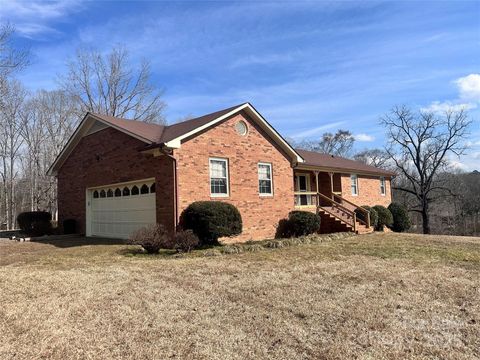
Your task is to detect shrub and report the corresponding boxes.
[63,219,76,234]
[373,205,393,231]
[128,224,172,254]
[181,201,242,245]
[278,211,320,238]
[388,203,412,232]
[17,211,52,235]
[30,220,53,237]
[174,230,199,253]
[355,206,378,229]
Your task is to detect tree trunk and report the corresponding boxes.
[422,200,430,234]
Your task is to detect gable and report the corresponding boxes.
[47,113,160,176]
[160,103,304,164]
[47,104,304,176]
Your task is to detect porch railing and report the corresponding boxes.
[332,193,370,228]
[294,191,371,230]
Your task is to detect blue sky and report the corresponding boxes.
[2,0,480,169]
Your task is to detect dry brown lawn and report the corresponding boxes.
[0,233,479,359]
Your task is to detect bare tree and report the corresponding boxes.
[382,106,471,234]
[0,80,27,229]
[60,46,166,123]
[0,23,29,79]
[354,148,390,168]
[296,129,355,157]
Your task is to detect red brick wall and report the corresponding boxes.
[57,127,175,235]
[174,111,295,242]
[340,173,392,207]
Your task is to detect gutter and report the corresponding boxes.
[158,145,179,233]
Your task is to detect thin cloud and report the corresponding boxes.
[455,73,480,102]
[355,133,375,142]
[421,101,476,113]
[1,0,83,37]
[422,73,480,114]
[290,121,346,139]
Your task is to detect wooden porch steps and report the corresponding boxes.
[318,206,374,235]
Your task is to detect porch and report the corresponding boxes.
[293,170,372,234]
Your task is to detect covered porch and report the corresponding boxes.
[293,169,372,233]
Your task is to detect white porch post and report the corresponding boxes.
[328,172,334,200]
[314,170,319,209]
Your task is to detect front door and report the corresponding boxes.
[296,174,310,206]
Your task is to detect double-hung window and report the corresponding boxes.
[350,174,358,196]
[209,158,229,196]
[258,163,273,196]
[380,176,386,196]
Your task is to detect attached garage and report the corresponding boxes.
[86,179,156,239]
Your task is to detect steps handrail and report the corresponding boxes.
[317,192,355,217]
[332,193,371,228]
[318,204,355,229]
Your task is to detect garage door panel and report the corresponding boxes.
[89,180,156,239]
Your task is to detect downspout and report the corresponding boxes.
[158,145,179,233]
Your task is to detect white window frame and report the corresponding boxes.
[209,157,229,197]
[380,176,386,196]
[350,174,358,196]
[258,162,273,196]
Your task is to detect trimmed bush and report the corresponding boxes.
[388,203,411,232]
[355,206,378,229]
[372,205,393,231]
[277,211,320,238]
[63,219,76,234]
[128,224,172,254]
[174,230,199,253]
[181,201,242,245]
[31,220,53,237]
[17,211,52,235]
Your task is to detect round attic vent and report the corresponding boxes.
[235,120,248,136]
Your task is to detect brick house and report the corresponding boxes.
[48,103,394,241]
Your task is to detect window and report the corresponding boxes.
[258,163,273,195]
[350,174,358,196]
[209,158,229,196]
[107,189,113,198]
[150,183,156,193]
[93,190,99,198]
[114,188,122,197]
[141,184,149,194]
[380,176,386,195]
[100,189,106,198]
[123,187,130,196]
[131,185,139,195]
[235,120,248,136]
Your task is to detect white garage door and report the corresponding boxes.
[88,179,156,239]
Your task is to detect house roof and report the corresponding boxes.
[47,103,303,176]
[295,149,395,177]
[90,113,165,143]
[47,103,394,177]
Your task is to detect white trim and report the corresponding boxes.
[86,178,155,190]
[380,176,386,196]
[209,157,229,197]
[350,174,358,196]
[164,103,304,163]
[258,162,273,196]
[295,172,311,192]
[47,113,153,176]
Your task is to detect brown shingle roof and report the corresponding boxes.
[91,113,165,143]
[159,104,245,143]
[91,103,246,145]
[295,149,395,176]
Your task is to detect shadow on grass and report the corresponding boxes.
[118,243,223,258]
[32,236,127,248]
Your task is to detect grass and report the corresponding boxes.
[1,232,479,359]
